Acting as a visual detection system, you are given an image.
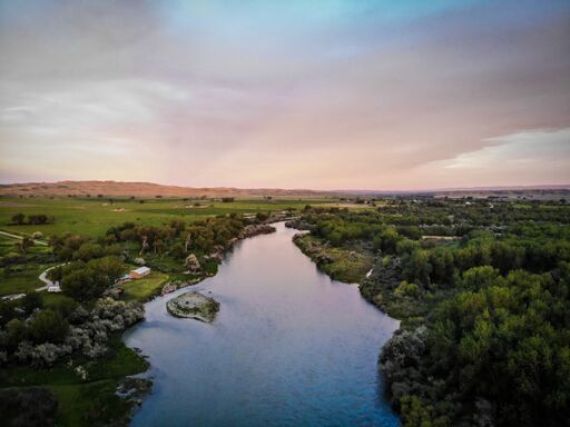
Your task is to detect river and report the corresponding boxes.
[123,222,400,426]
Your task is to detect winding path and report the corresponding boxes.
[36,265,63,291]
[1,264,64,301]
[0,230,57,299]
[0,230,48,246]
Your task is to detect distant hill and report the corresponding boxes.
[0,180,568,200]
[0,181,332,198]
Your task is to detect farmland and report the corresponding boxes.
[0,196,338,238]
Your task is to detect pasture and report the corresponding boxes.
[0,196,337,238]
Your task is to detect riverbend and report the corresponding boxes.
[124,222,400,426]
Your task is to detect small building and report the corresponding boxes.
[116,274,131,285]
[47,283,61,293]
[129,266,151,279]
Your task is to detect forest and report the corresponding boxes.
[291,197,570,427]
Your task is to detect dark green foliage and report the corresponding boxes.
[27,214,50,225]
[10,213,52,226]
[16,236,34,254]
[417,269,570,426]
[0,386,58,427]
[11,213,25,225]
[4,318,27,351]
[0,300,18,327]
[60,256,125,302]
[49,234,89,261]
[28,309,69,344]
[21,291,43,314]
[295,198,570,426]
[73,242,104,261]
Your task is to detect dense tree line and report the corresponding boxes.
[104,215,246,260]
[1,213,253,357]
[295,199,570,426]
[10,213,53,225]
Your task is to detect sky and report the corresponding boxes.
[0,0,569,190]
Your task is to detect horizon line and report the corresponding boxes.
[1,179,569,194]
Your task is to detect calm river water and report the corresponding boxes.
[123,222,400,426]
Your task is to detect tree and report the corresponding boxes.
[17,237,34,254]
[74,242,104,262]
[256,212,269,221]
[87,256,125,283]
[5,318,27,350]
[61,268,109,302]
[28,309,69,344]
[11,213,25,225]
[27,214,49,225]
[170,219,186,237]
[404,250,433,287]
[460,266,500,290]
[22,291,43,314]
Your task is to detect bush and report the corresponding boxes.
[21,292,43,314]
[394,281,420,298]
[74,243,105,262]
[28,309,69,344]
[11,213,26,225]
[0,387,58,427]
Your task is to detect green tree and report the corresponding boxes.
[16,236,34,254]
[74,242,105,262]
[11,213,25,225]
[404,250,433,287]
[28,309,69,344]
[21,291,43,314]
[61,267,109,302]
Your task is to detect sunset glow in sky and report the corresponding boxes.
[1,0,569,190]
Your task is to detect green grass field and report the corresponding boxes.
[121,271,170,302]
[0,336,149,426]
[294,234,374,283]
[0,196,335,238]
[0,196,337,298]
[0,232,57,296]
[0,264,46,296]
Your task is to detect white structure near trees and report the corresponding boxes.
[129,266,151,279]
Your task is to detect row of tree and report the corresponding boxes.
[298,200,570,426]
[10,213,53,225]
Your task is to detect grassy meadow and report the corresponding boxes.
[121,271,170,302]
[0,196,337,238]
[0,336,149,426]
[0,196,343,298]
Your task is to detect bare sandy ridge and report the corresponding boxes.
[0,180,331,198]
[1,180,568,199]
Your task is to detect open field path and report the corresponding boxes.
[0,229,48,246]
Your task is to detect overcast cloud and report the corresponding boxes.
[1,0,569,189]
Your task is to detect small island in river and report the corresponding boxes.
[166,291,220,322]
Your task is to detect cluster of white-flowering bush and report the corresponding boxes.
[8,298,144,367]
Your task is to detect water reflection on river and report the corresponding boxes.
[124,222,400,426]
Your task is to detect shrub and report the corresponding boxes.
[0,387,58,427]
[28,309,69,344]
[394,281,420,298]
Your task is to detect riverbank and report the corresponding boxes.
[0,216,279,426]
[292,233,410,318]
[123,221,400,426]
[293,234,374,284]
[288,201,570,427]
[0,335,150,426]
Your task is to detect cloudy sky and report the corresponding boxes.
[1,0,569,190]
